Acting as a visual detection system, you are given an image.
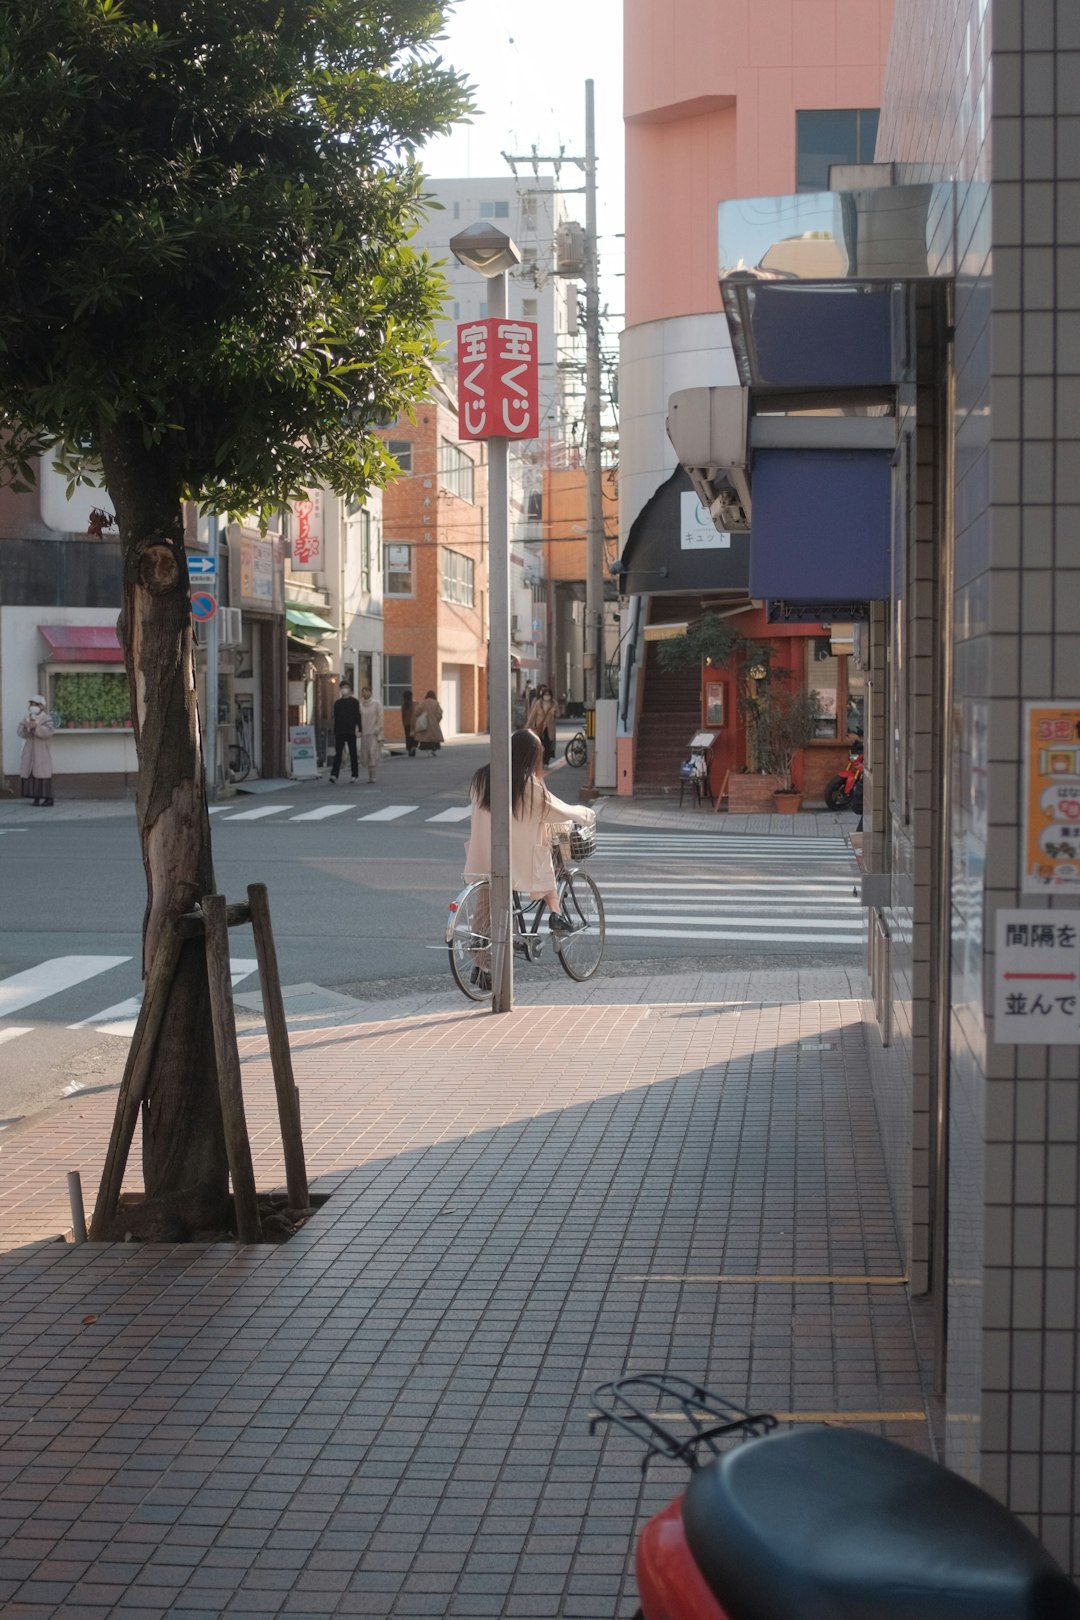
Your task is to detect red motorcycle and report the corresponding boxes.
[590,1373,1080,1620]
[825,734,864,812]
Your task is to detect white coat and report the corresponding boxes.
[463,778,594,897]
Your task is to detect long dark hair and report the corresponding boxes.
[471,729,544,816]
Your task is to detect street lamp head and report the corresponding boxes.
[449,220,522,278]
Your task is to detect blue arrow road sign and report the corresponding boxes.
[187,554,218,579]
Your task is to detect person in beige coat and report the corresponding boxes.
[358,686,384,783]
[413,690,444,756]
[17,694,55,806]
[464,728,594,923]
[525,687,558,764]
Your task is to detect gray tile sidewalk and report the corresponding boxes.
[0,987,932,1618]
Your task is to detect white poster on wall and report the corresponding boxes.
[994,908,1080,1044]
[680,492,730,549]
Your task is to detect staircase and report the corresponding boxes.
[633,643,702,794]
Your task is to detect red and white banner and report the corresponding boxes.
[291,489,324,571]
[456,318,539,441]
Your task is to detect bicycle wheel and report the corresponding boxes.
[554,868,605,981]
[228,745,252,784]
[447,882,494,1002]
[564,733,588,768]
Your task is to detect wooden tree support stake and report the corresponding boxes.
[203,894,262,1242]
[90,882,304,1245]
[89,880,198,1240]
[248,883,309,1212]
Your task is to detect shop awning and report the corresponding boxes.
[38,624,123,663]
[618,467,751,598]
[285,606,335,635]
[748,449,891,604]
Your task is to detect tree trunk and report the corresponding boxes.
[99,419,230,1238]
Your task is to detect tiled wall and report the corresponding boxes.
[881,0,1080,1568]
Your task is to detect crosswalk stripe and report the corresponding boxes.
[606,910,861,931]
[207,804,230,814]
[0,956,131,1019]
[426,806,473,823]
[290,805,353,822]
[608,900,858,914]
[71,958,260,1036]
[595,881,854,894]
[222,804,294,821]
[358,804,419,822]
[0,1026,32,1047]
[606,925,863,944]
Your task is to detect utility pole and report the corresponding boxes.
[582,79,605,779]
[504,78,605,771]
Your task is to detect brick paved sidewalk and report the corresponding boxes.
[0,993,932,1618]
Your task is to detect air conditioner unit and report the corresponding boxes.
[510,614,520,634]
[666,386,752,532]
[218,607,243,647]
[555,221,586,278]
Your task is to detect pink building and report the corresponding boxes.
[617,0,894,797]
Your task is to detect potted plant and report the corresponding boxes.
[752,682,824,814]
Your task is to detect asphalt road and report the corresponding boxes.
[0,734,862,1127]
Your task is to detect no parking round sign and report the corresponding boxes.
[191,591,217,621]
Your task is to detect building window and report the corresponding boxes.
[795,109,880,193]
[806,640,840,737]
[522,298,538,320]
[479,199,510,218]
[442,548,475,607]
[384,654,413,709]
[358,510,373,593]
[387,439,413,474]
[384,542,414,597]
[439,439,475,503]
[452,200,460,219]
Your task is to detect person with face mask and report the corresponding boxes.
[18,694,55,807]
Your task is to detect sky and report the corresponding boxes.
[419,0,626,321]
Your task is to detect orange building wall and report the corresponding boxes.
[381,395,488,742]
[542,467,619,583]
[624,0,895,325]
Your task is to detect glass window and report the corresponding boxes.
[795,109,880,193]
[806,640,839,737]
[49,669,132,730]
[384,542,414,597]
[442,548,475,607]
[359,510,373,593]
[387,439,413,474]
[522,298,538,319]
[439,439,475,503]
[479,200,509,218]
[384,654,413,709]
[847,660,867,738]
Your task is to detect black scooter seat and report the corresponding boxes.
[683,1427,1080,1620]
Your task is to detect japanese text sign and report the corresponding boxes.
[456,319,539,441]
[995,909,1080,1044]
[1022,702,1080,892]
[292,489,324,571]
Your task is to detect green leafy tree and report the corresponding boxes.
[0,0,470,1235]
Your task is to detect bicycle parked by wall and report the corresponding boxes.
[446,823,605,999]
[564,730,588,767]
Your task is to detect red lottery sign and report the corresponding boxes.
[456,318,539,441]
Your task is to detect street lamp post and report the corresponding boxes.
[450,222,527,1014]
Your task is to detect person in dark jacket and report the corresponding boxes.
[329,683,362,782]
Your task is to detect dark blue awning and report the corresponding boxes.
[748,449,891,603]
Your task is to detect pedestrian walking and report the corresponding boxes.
[358,686,384,783]
[329,682,361,782]
[526,686,558,765]
[18,694,55,806]
[401,688,417,757]
[413,690,444,756]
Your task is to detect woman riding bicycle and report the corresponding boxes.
[464,728,595,934]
